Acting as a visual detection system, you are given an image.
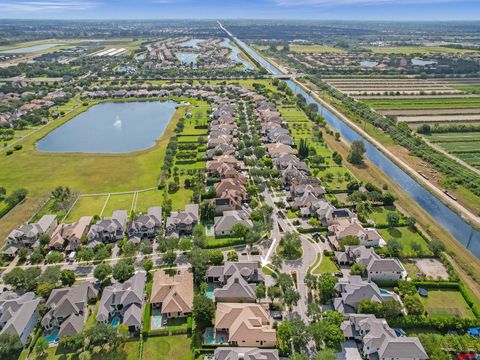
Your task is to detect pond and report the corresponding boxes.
[37,101,178,153]
[0,43,63,54]
[412,58,436,66]
[360,61,378,67]
[176,52,199,64]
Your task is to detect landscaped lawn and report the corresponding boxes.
[102,193,135,217]
[379,227,432,257]
[65,195,108,222]
[285,209,299,219]
[364,206,405,226]
[421,289,475,319]
[312,255,338,274]
[279,106,309,122]
[402,260,421,279]
[142,335,192,360]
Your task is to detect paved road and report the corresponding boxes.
[262,188,321,323]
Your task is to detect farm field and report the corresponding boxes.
[362,97,480,110]
[426,132,480,169]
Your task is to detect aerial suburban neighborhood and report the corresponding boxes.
[0,5,479,360]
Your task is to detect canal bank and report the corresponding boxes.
[220,24,480,261]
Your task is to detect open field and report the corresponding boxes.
[289,44,347,54]
[397,114,480,123]
[102,193,135,217]
[65,195,108,222]
[366,46,478,54]
[420,289,476,319]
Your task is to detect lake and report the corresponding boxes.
[176,52,199,64]
[36,101,178,153]
[0,43,64,54]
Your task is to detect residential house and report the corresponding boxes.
[341,314,428,360]
[328,217,384,249]
[4,215,57,254]
[215,179,248,202]
[214,347,279,360]
[42,282,98,338]
[128,207,162,240]
[49,216,92,252]
[335,246,407,282]
[0,292,41,345]
[206,262,264,303]
[150,269,193,318]
[87,210,128,246]
[214,210,253,237]
[96,272,146,331]
[165,204,199,238]
[265,143,297,156]
[214,303,276,347]
[333,276,401,314]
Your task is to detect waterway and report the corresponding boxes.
[229,31,480,258]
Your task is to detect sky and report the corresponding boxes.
[0,0,479,20]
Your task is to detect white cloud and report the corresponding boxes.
[0,0,98,12]
[272,0,462,6]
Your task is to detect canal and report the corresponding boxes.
[231,33,480,258]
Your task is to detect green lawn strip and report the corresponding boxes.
[206,236,244,248]
[85,302,99,329]
[379,227,432,257]
[402,260,421,278]
[65,195,108,222]
[102,193,136,217]
[366,46,478,54]
[421,289,476,319]
[311,254,338,275]
[142,335,192,360]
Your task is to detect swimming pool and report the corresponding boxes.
[203,327,226,344]
[205,284,218,300]
[44,329,59,344]
[151,308,164,330]
[380,289,391,295]
[111,315,121,327]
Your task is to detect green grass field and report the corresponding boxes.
[102,193,135,217]
[141,335,192,360]
[65,195,108,222]
[426,132,480,168]
[279,106,310,121]
[379,227,432,257]
[135,190,164,213]
[366,46,478,54]
[421,289,475,319]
